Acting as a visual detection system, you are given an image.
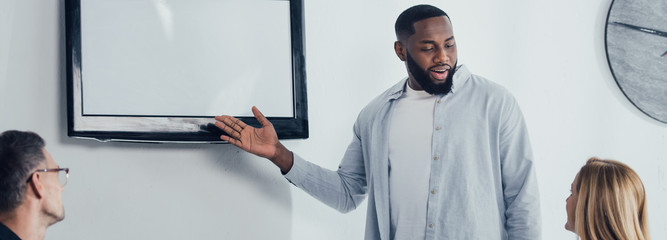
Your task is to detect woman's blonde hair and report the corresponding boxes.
[573,157,649,240]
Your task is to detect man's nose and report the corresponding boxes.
[434,48,447,64]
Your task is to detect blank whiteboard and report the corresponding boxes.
[66,0,308,143]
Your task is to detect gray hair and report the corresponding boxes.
[0,130,46,213]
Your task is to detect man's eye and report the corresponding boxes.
[421,48,434,52]
[445,44,455,48]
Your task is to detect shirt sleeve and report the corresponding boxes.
[499,97,542,240]
[283,120,368,213]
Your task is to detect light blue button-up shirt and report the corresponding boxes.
[284,65,541,240]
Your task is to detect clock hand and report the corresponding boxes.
[612,22,667,57]
[612,21,667,38]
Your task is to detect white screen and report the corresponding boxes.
[81,0,293,117]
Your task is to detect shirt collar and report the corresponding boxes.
[0,222,21,240]
[387,64,471,100]
[450,64,471,94]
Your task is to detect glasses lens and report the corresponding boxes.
[58,171,68,187]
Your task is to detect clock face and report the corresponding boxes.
[605,0,667,123]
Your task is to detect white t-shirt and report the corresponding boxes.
[388,82,436,240]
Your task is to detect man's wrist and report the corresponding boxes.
[279,151,294,175]
[270,143,294,174]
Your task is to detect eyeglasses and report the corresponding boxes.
[26,168,69,187]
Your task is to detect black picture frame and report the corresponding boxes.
[65,0,308,143]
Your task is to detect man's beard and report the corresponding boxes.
[406,51,456,95]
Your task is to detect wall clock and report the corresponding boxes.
[605,0,667,123]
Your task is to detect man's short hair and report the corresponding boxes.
[394,4,449,40]
[0,130,46,213]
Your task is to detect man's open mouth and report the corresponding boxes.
[429,65,451,81]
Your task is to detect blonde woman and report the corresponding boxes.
[565,157,649,240]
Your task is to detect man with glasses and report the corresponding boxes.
[0,130,68,240]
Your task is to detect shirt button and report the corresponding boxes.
[431,190,436,194]
[429,223,433,228]
[433,156,438,160]
[435,126,441,130]
[437,99,442,103]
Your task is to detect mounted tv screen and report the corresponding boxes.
[66,0,307,143]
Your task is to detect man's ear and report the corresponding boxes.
[28,173,45,199]
[394,41,406,61]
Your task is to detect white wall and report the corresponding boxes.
[1,0,665,239]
